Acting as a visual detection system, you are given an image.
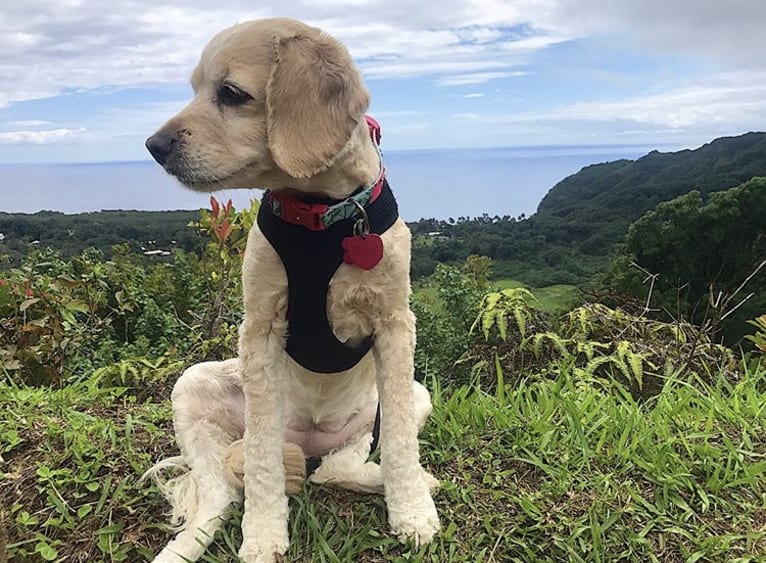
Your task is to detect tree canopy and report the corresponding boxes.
[601,176,766,342]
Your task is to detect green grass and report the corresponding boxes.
[489,278,578,313]
[413,278,578,315]
[2,360,765,562]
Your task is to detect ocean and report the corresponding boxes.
[0,145,658,221]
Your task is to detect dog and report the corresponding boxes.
[144,17,440,563]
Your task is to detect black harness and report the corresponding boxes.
[257,180,398,373]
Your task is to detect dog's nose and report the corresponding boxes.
[145,133,176,166]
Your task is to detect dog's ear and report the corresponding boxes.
[266,30,370,178]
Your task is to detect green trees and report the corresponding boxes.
[0,210,202,266]
[602,177,766,342]
[4,133,766,291]
[537,132,766,256]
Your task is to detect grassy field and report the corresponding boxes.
[489,278,579,313]
[2,358,765,562]
[413,278,579,314]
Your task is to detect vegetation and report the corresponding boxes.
[0,209,203,266]
[0,199,256,388]
[600,177,766,344]
[3,132,766,561]
[535,131,766,256]
[410,132,766,285]
[3,342,765,562]
[2,195,765,562]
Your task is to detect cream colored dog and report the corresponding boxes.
[144,17,440,563]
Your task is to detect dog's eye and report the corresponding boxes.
[217,83,252,106]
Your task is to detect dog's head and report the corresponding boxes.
[145,18,370,192]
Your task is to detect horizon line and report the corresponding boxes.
[0,141,685,167]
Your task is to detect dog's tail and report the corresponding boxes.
[140,456,198,529]
[223,441,307,496]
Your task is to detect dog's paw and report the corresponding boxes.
[238,541,287,563]
[388,494,441,546]
[239,498,289,562]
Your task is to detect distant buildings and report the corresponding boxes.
[426,231,450,241]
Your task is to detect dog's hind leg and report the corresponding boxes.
[309,381,439,495]
[147,360,245,563]
[308,429,384,494]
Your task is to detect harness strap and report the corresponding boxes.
[257,114,391,473]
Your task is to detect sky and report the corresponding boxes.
[1,0,765,164]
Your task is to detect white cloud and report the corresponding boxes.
[2,1,761,109]
[363,60,512,80]
[7,120,53,127]
[457,27,504,43]
[450,71,766,142]
[438,71,527,86]
[0,1,569,107]
[539,0,766,69]
[0,127,88,144]
[0,0,764,155]
[465,93,485,98]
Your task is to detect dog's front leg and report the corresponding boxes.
[374,309,440,545]
[238,315,289,563]
[237,229,290,563]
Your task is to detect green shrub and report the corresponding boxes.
[0,197,258,386]
[466,292,736,399]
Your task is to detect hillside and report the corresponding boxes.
[409,132,766,284]
[0,209,201,265]
[534,131,766,255]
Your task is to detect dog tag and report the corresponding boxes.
[342,234,383,270]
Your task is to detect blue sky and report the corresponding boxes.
[1,0,765,164]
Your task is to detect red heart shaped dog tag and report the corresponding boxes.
[342,234,384,270]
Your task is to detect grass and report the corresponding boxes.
[2,358,766,562]
[413,278,578,315]
[489,278,578,313]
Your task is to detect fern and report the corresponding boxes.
[513,307,527,338]
[497,311,508,341]
[472,287,535,342]
[527,332,569,358]
[745,314,766,353]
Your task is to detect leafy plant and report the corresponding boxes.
[0,254,111,385]
[463,291,736,399]
[745,313,766,353]
[471,287,536,340]
[412,256,493,381]
[186,196,258,357]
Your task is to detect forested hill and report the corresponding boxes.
[0,209,202,263]
[534,131,766,255]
